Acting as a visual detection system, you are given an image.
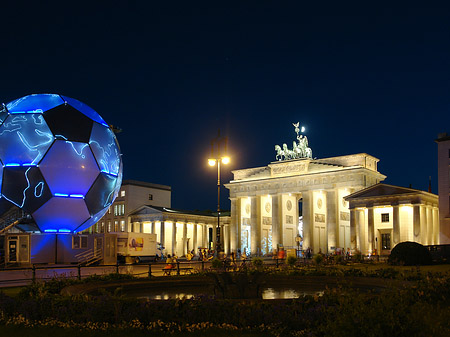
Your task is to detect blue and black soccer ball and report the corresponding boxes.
[0,94,122,233]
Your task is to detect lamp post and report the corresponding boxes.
[208,130,230,255]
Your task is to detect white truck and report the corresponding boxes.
[116,232,157,263]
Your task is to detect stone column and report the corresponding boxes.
[250,196,259,255]
[230,198,237,253]
[350,208,357,251]
[393,204,400,246]
[224,224,229,254]
[160,221,165,249]
[367,207,374,254]
[413,204,421,241]
[193,223,198,254]
[302,191,313,250]
[203,224,207,248]
[420,205,427,245]
[212,223,217,251]
[427,205,433,245]
[271,194,280,252]
[151,221,155,234]
[183,223,187,256]
[326,190,337,252]
[172,222,177,256]
[433,207,439,245]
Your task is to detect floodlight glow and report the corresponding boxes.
[222,156,230,164]
[301,126,305,133]
[208,159,216,166]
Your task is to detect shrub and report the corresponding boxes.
[388,241,432,266]
[251,257,264,268]
[211,258,224,269]
[286,255,297,267]
[353,250,363,263]
[313,254,324,265]
[334,255,344,264]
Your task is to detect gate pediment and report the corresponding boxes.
[269,160,310,177]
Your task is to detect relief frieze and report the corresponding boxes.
[340,212,350,221]
[315,213,325,223]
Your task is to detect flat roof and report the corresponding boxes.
[122,180,171,191]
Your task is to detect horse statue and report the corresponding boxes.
[274,122,313,160]
[275,144,285,161]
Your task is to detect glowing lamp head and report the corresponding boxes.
[221,156,230,165]
[208,159,216,166]
[301,126,305,133]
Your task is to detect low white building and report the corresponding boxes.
[345,183,439,255]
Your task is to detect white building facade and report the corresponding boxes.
[436,133,450,244]
[225,153,386,255]
[345,184,439,255]
[128,206,230,257]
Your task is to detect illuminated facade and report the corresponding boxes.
[90,181,231,257]
[127,205,230,256]
[345,184,439,254]
[436,133,450,244]
[225,153,386,255]
[0,94,122,234]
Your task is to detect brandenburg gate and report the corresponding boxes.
[224,123,386,255]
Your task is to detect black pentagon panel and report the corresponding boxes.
[1,167,53,214]
[43,104,93,143]
[85,172,117,215]
[0,196,16,217]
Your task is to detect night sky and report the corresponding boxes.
[1,2,449,212]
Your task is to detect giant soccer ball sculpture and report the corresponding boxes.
[0,94,122,233]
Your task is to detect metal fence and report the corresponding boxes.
[0,258,291,287]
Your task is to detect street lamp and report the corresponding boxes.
[208,130,230,254]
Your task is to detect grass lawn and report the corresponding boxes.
[0,326,270,337]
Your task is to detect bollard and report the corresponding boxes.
[116,261,119,274]
[148,264,152,278]
[202,260,204,271]
[77,265,81,280]
[177,261,180,276]
[32,264,36,282]
[276,258,279,268]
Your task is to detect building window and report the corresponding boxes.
[381,213,389,222]
[381,233,391,250]
[121,190,125,197]
[114,221,119,232]
[107,221,111,232]
[120,220,126,232]
[73,235,88,249]
[108,206,111,214]
[114,204,125,216]
[149,194,153,201]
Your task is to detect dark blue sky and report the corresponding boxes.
[1,2,449,211]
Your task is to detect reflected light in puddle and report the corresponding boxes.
[262,288,324,299]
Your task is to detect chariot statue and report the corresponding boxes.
[275,122,313,161]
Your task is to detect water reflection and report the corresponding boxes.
[262,288,324,299]
[136,287,324,300]
[151,293,196,300]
